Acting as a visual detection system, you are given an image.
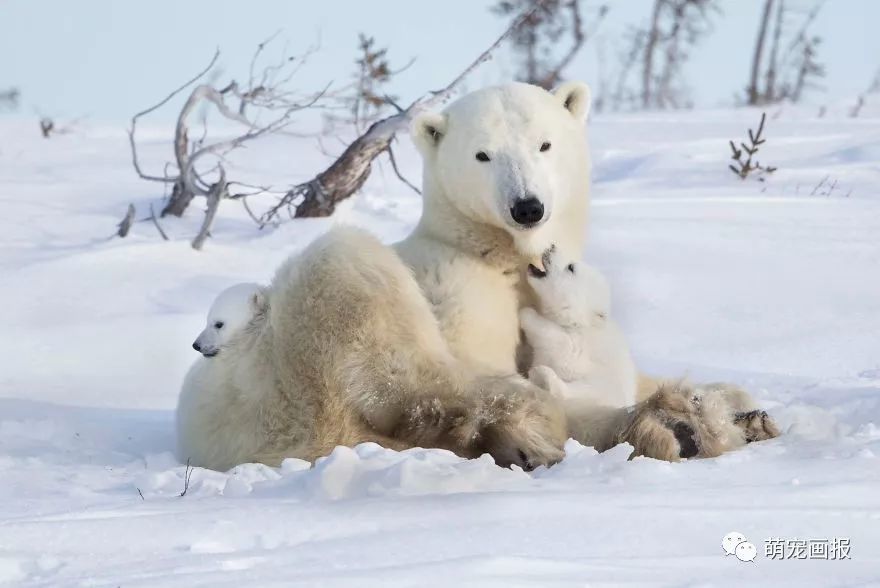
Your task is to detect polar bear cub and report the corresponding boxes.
[520,247,637,409]
[192,283,267,358]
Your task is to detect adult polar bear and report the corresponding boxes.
[177,81,778,472]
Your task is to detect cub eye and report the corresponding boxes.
[214,321,224,329]
[540,141,551,152]
[566,263,575,273]
[475,151,490,162]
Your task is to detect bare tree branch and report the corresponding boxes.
[642,0,664,109]
[117,204,136,238]
[238,194,266,226]
[611,27,647,111]
[191,173,227,251]
[386,143,421,195]
[491,0,606,90]
[747,0,825,105]
[425,1,548,108]
[149,204,169,241]
[763,0,785,103]
[537,3,608,89]
[128,49,221,184]
[262,0,547,224]
[613,0,717,111]
[127,4,550,242]
[748,0,775,105]
[126,37,328,247]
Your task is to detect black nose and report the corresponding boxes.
[192,342,201,352]
[510,197,544,226]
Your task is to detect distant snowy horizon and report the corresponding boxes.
[2,0,879,123]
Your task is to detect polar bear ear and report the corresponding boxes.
[553,81,591,124]
[410,111,448,155]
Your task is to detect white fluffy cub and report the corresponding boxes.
[520,247,637,408]
[192,283,267,358]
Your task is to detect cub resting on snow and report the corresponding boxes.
[521,246,780,460]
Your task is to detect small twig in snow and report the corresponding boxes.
[149,204,169,241]
[810,174,829,196]
[179,459,195,497]
[728,112,777,181]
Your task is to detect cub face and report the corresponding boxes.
[193,283,266,358]
[526,246,610,328]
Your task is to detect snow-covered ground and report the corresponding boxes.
[1,105,879,586]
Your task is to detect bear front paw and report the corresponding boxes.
[619,382,780,462]
[733,409,781,442]
[476,380,567,471]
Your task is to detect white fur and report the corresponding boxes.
[176,354,268,469]
[176,82,590,471]
[403,82,592,373]
[192,283,266,358]
[521,249,637,409]
[176,226,567,471]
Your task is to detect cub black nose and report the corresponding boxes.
[510,197,544,226]
[192,341,201,352]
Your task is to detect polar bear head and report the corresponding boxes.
[410,82,592,259]
[193,283,267,357]
[525,246,610,329]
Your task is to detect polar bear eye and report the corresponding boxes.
[475,151,491,162]
[566,263,575,273]
[540,141,551,152]
[214,321,224,329]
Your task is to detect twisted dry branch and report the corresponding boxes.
[259,0,549,225]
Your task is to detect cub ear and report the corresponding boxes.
[553,81,591,124]
[409,111,448,155]
[250,289,268,314]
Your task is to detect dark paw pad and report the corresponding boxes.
[517,449,535,472]
[672,421,699,458]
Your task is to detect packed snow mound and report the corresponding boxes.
[136,444,535,501]
[134,442,658,502]
[297,445,531,499]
